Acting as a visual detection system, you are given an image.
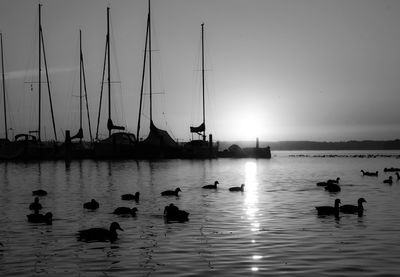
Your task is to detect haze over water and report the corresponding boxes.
[1,151,400,276]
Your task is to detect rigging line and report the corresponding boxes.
[109,17,126,128]
[81,40,93,142]
[40,27,57,141]
[95,35,108,140]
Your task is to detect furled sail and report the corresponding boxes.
[190,123,205,134]
[107,118,125,131]
[71,128,83,140]
[143,121,178,148]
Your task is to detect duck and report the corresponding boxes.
[325,183,341,192]
[77,222,123,242]
[396,172,400,181]
[164,203,189,222]
[29,197,43,211]
[383,176,393,184]
[83,199,99,210]
[327,177,340,184]
[121,192,140,201]
[316,177,340,186]
[229,184,245,192]
[27,212,53,225]
[113,207,138,216]
[315,199,341,216]
[161,187,181,196]
[384,167,400,172]
[360,170,378,176]
[340,198,366,215]
[32,189,47,196]
[202,181,219,189]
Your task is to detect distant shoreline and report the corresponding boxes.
[218,139,400,151]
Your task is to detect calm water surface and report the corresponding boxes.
[1,150,400,276]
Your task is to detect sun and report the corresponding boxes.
[237,114,263,140]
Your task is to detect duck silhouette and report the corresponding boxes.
[315,199,340,216]
[121,192,140,201]
[83,199,99,210]
[383,176,393,184]
[27,212,53,225]
[164,203,189,222]
[77,222,123,242]
[113,207,138,216]
[161,187,181,196]
[327,177,340,184]
[229,184,245,192]
[29,197,42,211]
[340,198,366,215]
[202,181,219,189]
[32,189,47,196]
[316,177,340,186]
[325,183,341,192]
[360,170,378,176]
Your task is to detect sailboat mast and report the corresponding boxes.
[201,23,206,141]
[0,33,8,140]
[38,4,42,141]
[107,7,111,138]
[136,14,149,140]
[79,29,83,136]
[148,0,153,123]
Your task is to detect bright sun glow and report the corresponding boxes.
[237,114,262,140]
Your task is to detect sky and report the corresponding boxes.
[0,0,399,142]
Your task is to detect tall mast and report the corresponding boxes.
[107,7,111,138]
[148,0,153,123]
[201,23,206,141]
[136,14,149,140]
[79,30,83,137]
[0,33,8,140]
[38,4,42,141]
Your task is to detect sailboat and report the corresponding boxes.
[183,23,218,158]
[136,0,179,158]
[0,4,60,160]
[62,30,93,159]
[93,7,137,159]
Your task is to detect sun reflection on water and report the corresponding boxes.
[243,161,263,272]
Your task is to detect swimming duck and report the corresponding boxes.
[121,192,140,201]
[202,181,219,189]
[161,187,181,196]
[27,212,53,225]
[325,183,341,192]
[113,207,138,216]
[32,189,47,196]
[229,184,245,192]
[340,198,366,215]
[360,170,378,176]
[29,197,42,211]
[384,167,400,172]
[383,176,393,184]
[83,199,99,210]
[77,222,123,242]
[327,177,340,184]
[164,203,189,222]
[315,199,341,216]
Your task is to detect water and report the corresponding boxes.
[1,151,400,276]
